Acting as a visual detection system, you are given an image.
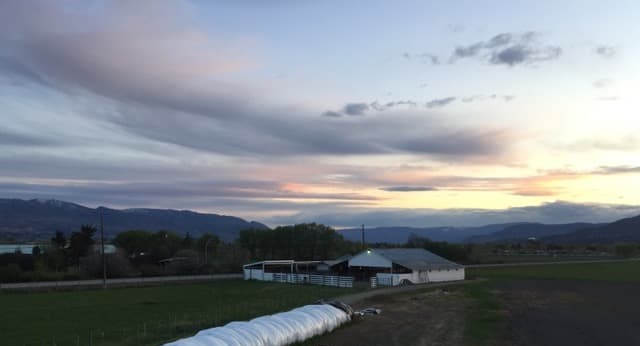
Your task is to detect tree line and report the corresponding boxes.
[3,222,637,283]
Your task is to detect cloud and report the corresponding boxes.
[395,129,512,156]
[342,103,370,116]
[369,100,418,111]
[0,179,380,207]
[0,1,517,159]
[380,186,438,192]
[595,166,640,175]
[592,78,613,88]
[403,52,440,65]
[461,94,515,103]
[321,111,343,117]
[328,94,512,116]
[511,188,557,197]
[0,128,60,146]
[451,32,561,66]
[563,135,639,152]
[595,45,616,58]
[426,97,457,108]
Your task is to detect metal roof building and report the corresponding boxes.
[348,248,465,286]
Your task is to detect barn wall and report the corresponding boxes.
[244,268,264,280]
[376,273,411,286]
[426,268,465,282]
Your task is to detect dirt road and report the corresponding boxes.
[309,287,469,346]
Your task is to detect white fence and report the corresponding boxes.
[244,270,353,288]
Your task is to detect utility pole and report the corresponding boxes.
[204,237,215,266]
[100,209,107,289]
[361,224,366,250]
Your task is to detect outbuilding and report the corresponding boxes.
[348,248,465,286]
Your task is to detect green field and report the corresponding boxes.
[0,280,361,346]
[462,260,640,346]
[468,260,640,282]
[473,254,613,264]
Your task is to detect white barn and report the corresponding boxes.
[348,248,465,286]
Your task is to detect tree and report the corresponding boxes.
[113,230,153,257]
[149,230,182,261]
[51,231,66,249]
[238,224,353,261]
[181,232,194,249]
[68,224,97,264]
[614,243,638,259]
[197,233,221,263]
[406,233,472,263]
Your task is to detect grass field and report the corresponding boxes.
[462,282,505,346]
[0,280,362,346]
[468,260,640,282]
[474,254,613,264]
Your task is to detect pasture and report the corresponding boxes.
[468,260,640,282]
[0,280,361,346]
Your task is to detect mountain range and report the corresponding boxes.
[0,198,268,241]
[2,198,639,244]
[339,216,639,244]
[337,224,523,243]
[540,215,640,244]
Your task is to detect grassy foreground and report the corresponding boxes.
[0,280,361,346]
[462,260,640,345]
[468,260,640,282]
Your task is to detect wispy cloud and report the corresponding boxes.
[380,186,438,192]
[342,103,370,116]
[595,45,617,58]
[403,52,440,65]
[426,97,457,108]
[461,94,515,103]
[321,111,343,117]
[1,1,518,160]
[451,32,562,66]
[592,78,613,88]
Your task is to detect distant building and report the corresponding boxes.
[242,248,464,288]
[348,248,465,286]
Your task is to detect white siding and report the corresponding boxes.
[426,268,465,282]
[376,271,425,286]
[349,251,392,268]
[376,273,410,286]
[243,268,264,280]
[376,268,464,286]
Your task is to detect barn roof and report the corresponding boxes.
[372,248,463,271]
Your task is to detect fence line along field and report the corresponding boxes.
[0,280,362,346]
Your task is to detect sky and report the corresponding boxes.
[1,0,640,227]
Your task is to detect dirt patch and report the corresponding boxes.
[496,280,640,346]
[307,288,469,346]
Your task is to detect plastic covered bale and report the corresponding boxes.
[164,303,351,346]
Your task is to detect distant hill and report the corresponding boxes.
[337,223,523,244]
[0,198,268,241]
[541,214,640,244]
[467,222,602,243]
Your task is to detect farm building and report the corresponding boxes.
[349,248,465,286]
[242,259,354,287]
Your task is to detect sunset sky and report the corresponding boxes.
[1,1,639,227]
